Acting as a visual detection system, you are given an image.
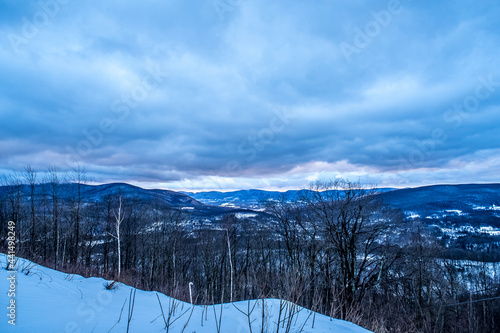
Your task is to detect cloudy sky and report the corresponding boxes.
[1,0,499,191]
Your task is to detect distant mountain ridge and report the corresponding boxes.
[2,182,498,219]
[82,182,203,207]
[0,182,263,217]
[0,182,202,208]
[183,184,500,212]
[182,188,396,208]
[376,183,500,213]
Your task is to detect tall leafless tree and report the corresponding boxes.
[69,165,89,263]
[109,195,125,279]
[24,165,37,258]
[301,179,392,320]
[45,166,63,269]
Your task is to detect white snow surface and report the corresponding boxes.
[0,254,371,333]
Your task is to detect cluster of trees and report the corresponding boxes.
[1,167,499,332]
[0,166,90,269]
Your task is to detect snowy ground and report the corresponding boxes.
[0,254,371,333]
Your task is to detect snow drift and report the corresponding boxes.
[0,254,371,332]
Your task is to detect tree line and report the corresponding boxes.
[1,166,499,332]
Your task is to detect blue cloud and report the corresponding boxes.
[0,0,499,190]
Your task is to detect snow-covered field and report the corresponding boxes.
[0,254,370,333]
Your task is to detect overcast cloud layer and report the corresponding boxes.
[1,0,499,190]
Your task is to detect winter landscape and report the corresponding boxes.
[2,1,500,332]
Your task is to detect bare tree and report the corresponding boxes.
[1,174,23,220]
[109,195,125,279]
[69,165,89,263]
[264,195,304,272]
[1,173,24,256]
[227,229,234,303]
[45,166,63,269]
[24,165,37,259]
[301,179,392,320]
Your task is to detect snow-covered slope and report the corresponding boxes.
[0,254,371,333]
